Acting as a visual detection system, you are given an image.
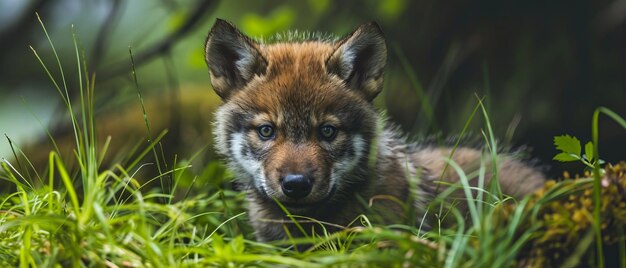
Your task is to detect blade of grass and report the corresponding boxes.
[129,47,167,195]
[443,159,480,229]
[50,152,79,218]
[476,94,502,200]
[35,13,84,169]
[1,161,34,267]
[591,106,626,268]
[443,208,467,268]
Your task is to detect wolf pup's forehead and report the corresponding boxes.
[258,30,340,44]
[204,19,388,102]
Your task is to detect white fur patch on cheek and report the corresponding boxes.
[213,108,231,156]
[330,135,366,190]
[230,133,260,174]
[230,133,270,194]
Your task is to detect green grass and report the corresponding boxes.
[1,19,626,267]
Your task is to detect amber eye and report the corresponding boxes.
[319,125,338,141]
[257,125,275,140]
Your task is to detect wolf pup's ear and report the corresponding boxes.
[327,22,387,102]
[205,19,267,100]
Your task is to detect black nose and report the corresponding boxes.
[281,174,312,199]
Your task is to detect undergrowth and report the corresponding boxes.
[1,18,625,267]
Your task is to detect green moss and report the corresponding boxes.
[515,162,626,267]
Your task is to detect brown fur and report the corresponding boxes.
[205,19,545,242]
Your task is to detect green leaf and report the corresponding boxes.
[212,234,224,256]
[230,235,245,254]
[553,152,580,162]
[554,135,581,156]
[584,142,594,162]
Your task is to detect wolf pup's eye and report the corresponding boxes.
[257,125,275,140]
[319,125,338,141]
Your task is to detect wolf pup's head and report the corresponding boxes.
[205,19,387,212]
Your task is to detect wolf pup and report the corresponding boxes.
[204,19,545,242]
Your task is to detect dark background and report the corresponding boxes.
[0,0,624,180]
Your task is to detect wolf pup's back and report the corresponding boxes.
[204,19,545,242]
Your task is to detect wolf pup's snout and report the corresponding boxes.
[281,174,312,199]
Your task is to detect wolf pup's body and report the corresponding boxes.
[204,19,545,241]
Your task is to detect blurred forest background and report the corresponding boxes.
[0,0,624,184]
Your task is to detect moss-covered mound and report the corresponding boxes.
[517,162,626,267]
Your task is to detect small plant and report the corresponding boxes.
[553,134,605,172]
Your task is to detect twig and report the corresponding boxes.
[90,0,125,71]
[0,0,47,52]
[99,0,220,80]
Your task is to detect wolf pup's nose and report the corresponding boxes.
[281,174,312,199]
